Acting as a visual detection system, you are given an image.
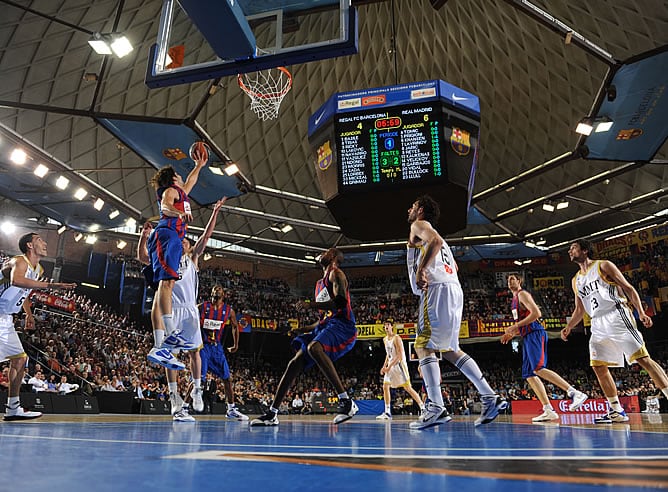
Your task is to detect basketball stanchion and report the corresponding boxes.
[238,65,293,120]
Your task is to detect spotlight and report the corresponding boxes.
[224,163,240,176]
[84,234,97,244]
[116,240,127,250]
[74,232,83,242]
[594,118,613,133]
[88,33,133,58]
[10,148,27,165]
[513,260,522,266]
[126,217,137,229]
[109,209,120,219]
[88,33,113,55]
[34,164,49,178]
[110,36,133,58]
[203,253,212,261]
[1,221,16,234]
[542,202,555,212]
[55,176,69,190]
[57,225,67,234]
[93,198,104,211]
[74,188,88,200]
[280,224,293,234]
[575,118,594,136]
[556,200,569,210]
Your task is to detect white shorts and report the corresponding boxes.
[383,360,411,388]
[416,282,463,351]
[589,306,648,367]
[171,304,203,353]
[0,314,26,361]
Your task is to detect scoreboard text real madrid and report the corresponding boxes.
[308,81,481,240]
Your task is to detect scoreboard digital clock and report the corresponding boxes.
[308,80,481,240]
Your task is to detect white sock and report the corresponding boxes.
[193,379,201,389]
[543,404,554,412]
[453,353,495,397]
[161,314,175,336]
[7,396,19,408]
[154,329,165,348]
[566,386,576,396]
[419,355,444,406]
[385,404,391,414]
[607,397,623,413]
[269,406,279,414]
[227,402,236,410]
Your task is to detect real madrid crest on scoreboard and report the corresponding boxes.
[308,80,481,240]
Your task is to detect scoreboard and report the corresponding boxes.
[337,103,443,188]
[308,80,480,240]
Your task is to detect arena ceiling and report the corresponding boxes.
[0,0,666,265]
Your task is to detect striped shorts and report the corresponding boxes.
[589,305,648,367]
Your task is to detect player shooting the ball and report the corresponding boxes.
[146,141,208,370]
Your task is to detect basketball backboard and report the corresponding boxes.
[145,0,358,88]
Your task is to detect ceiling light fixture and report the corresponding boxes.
[84,234,97,244]
[594,116,613,133]
[575,118,594,136]
[74,232,83,242]
[55,176,69,190]
[109,209,120,219]
[116,240,127,250]
[57,225,67,234]
[93,198,105,211]
[74,188,88,200]
[542,202,555,212]
[10,148,27,165]
[126,217,137,229]
[88,33,133,58]
[34,163,49,178]
[224,162,240,176]
[556,200,569,210]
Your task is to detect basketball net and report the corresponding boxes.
[238,65,293,121]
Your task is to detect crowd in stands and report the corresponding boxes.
[1,239,667,415]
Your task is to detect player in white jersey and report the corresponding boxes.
[407,195,506,429]
[138,199,225,421]
[376,320,423,420]
[561,239,668,424]
[1,232,76,420]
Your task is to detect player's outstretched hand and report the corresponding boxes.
[560,326,571,341]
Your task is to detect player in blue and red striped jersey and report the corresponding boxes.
[501,273,587,422]
[198,284,247,420]
[146,150,207,369]
[251,247,358,427]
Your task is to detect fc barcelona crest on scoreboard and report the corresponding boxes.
[317,141,333,171]
[450,127,471,156]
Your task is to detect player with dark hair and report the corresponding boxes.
[251,247,358,426]
[146,150,207,370]
[501,273,587,422]
[561,240,668,423]
[1,232,76,420]
[198,284,248,420]
[376,320,424,420]
[407,196,506,429]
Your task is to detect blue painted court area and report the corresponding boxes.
[0,414,666,491]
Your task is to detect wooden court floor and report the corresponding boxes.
[1,412,666,491]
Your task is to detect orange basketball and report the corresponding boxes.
[189,141,209,161]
